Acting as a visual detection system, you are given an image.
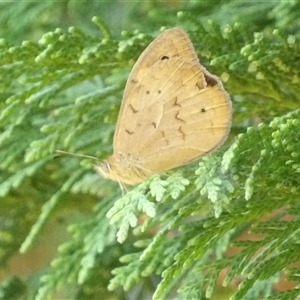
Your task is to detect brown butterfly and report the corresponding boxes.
[96,27,232,188]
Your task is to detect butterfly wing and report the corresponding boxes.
[118,27,200,103]
[137,65,231,175]
[107,27,231,183]
[113,28,206,152]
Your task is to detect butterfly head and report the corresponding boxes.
[95,158,127,192]
[95,156,121,182]
[95,154,151,186]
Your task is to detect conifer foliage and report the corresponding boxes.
[0,2,300,299]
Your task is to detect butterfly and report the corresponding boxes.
[96,27,232,188]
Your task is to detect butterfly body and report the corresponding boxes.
[96,153,150,185]
[97,27,232,185]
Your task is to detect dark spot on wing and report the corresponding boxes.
[161,55,169,60]
[161,131,169,146]
[129,104,138,113]
[173,97,181,108]
[175,112,186,123]
[178,126,186,140]
[204,73,218,87]
[125,129,134,135]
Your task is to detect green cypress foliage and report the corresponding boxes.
[0,2,300,299]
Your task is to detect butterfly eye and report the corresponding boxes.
[96,161,111,176]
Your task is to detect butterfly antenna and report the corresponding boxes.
[55,150,98,161]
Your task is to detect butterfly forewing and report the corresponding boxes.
[113,28,202,149]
